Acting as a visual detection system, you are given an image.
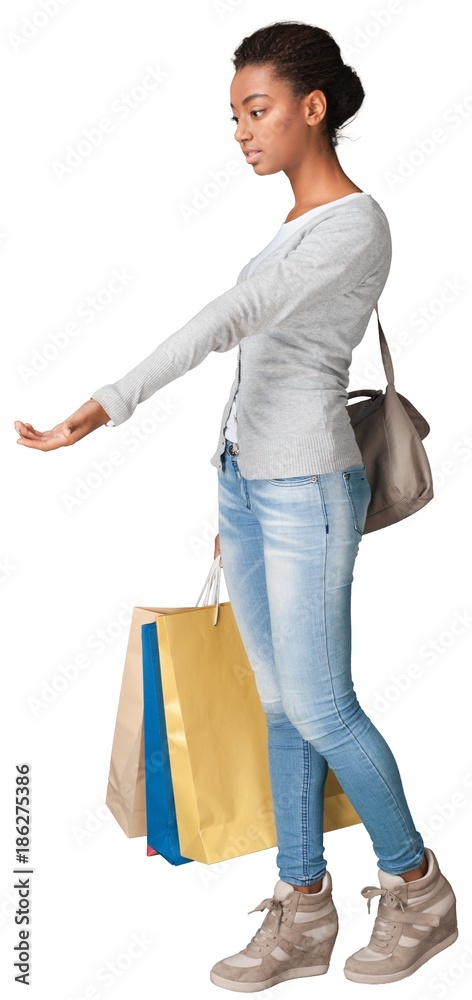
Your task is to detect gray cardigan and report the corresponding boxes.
[91,194,392,478]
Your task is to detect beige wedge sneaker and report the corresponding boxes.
[344,847,458,984]
[210,871,338,992]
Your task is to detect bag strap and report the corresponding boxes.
[375,303,395,386]
[195,555,221,626]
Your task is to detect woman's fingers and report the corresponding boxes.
[14,421,41,439]
[15,422,70,449]
[214,533,223,568]
[15,417,82,450]
[14,422,49,445]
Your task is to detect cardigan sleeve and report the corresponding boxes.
[90,208,389,427]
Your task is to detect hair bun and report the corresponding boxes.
[328,63,365,131]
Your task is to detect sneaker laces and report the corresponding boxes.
[246,896,286,948]
[360,885,406,950]
[361,885,407,915]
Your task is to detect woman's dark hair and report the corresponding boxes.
[232,21,365,150]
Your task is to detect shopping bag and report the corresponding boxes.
[105,604,195,837]
[105,557,361,859]
[141,621,193,865]
[156,557,361,865]
[104,560,221,837]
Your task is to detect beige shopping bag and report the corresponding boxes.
[105,604,195,837]
[105,560,223,836]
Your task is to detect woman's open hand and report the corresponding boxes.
[14,399,111,451]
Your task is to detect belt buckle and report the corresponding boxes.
[229,442,239,455]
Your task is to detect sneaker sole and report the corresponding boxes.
[343,929,459,984]
[210,965,330,992]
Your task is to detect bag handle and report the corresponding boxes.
[195,555,222,626]
[374,303,395,386]
[347,305,395,402]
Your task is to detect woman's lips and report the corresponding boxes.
[244,150,262,163]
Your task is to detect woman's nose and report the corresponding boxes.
[234,121,252,143]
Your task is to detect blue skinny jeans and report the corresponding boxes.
[217,438,425,885]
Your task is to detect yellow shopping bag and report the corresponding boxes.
[155,557,361,865]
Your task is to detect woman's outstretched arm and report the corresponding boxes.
[89,209,388,427]
[15,205,390,451]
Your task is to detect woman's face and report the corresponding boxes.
[229,64,327,175]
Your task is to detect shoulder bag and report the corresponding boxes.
[346,304,434,532]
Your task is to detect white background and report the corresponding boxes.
[2,0,471,997]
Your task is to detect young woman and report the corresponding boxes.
[15,20,457,992]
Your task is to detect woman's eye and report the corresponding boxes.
[230,109,265,124]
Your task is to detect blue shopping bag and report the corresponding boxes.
[141,620,193,866]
